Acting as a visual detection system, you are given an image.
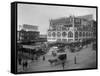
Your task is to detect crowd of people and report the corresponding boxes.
[17,39,96,71]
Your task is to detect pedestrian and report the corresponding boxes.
[22,60,25,70]
[62,61,65,70]
[24,60,28,69]
[43,56,45,61]
[18,58,22,65]
[22,60,28,71]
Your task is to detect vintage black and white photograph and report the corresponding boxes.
[16,3,97,73]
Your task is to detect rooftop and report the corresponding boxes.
[50,15,93,26]
[22,24,38,31]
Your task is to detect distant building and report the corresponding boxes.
[92,20,97,38]
[47,15,94,43]
[39,35,47,42]
[18,24,39,42]
[22,24,38,31]
[17,31,20,41]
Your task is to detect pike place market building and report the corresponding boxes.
[47,15,94,43]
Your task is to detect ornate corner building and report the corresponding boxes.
[47,15,95,43]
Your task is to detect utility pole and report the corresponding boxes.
[74,55,77,64]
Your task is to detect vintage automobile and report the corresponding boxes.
[57,53,67,60]
[48,52,67,65]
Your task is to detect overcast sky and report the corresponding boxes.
[18,3,96,34]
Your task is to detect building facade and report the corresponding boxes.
[47,15,94,43]
[39,35,47,42]
[92,20,97,38]
[18,24,39,42]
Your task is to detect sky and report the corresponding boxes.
[18,3,96,34]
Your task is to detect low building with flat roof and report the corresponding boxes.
[18,24,39,42]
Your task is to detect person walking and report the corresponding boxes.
[43,56,45,61]
[18,58,22,65]
[62,60,65,70]
[22,60,28,71]
[24,60,28,69]
[22,60,25,71]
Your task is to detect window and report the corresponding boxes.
[79,32,82,37]
[91,32,93,36]
[89,32,91,36]
[62,32,67,37]
[75,31,78,38]
[86,32,88,36]
[68,31,73,37]
[57,32,61,37]
[74,18,81,24]
[57,26,61,31]
[48,32,51,37]
[62,39,67,42]
[75,24,80,27]
[68,39,73,41]
[62,26,66,30]
[52,32,56,37]
[83,32,85,37]
[57,38,61,42]
[65,24,72,27]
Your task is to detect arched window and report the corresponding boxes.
[79,32,82,37]
[87,32,89,37]
[52,32,56,37]
[86,32,88,36]
[75,31,78,38]
[88,32,91,36]
[48,32,51,37]
[62,32,67,37]
[57,32,61,37]
[83,32,85,37]
[68,31,73,37]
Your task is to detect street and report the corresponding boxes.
[17,43,96,72]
